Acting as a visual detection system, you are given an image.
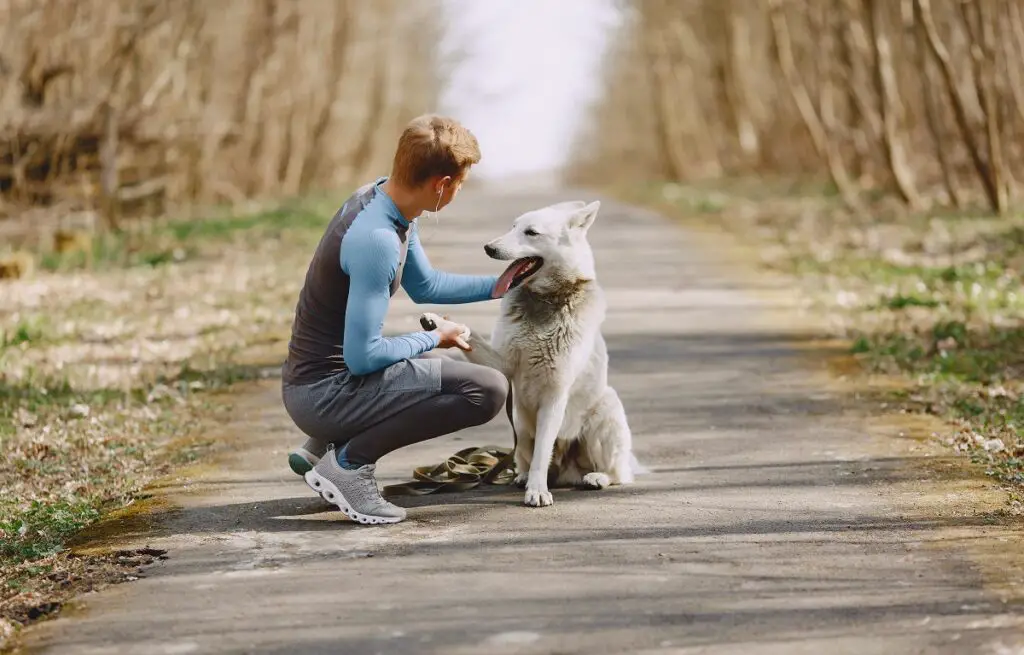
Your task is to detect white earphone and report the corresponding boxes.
[422,179,448,244]
[434,182,445,213]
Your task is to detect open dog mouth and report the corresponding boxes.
[495,257,543,295]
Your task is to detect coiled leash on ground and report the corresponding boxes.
[381,316,518,498]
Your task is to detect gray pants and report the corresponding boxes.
[281,353,508,465]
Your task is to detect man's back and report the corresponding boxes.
[282,182,397,386]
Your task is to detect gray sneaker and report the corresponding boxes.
[304,450,407,525]
[288,438,327,477]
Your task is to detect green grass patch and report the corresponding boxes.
[36,198,334,274]
[166,204,327,242]
[0,355,266,574]
[0,374,138,418]
[159,361,269,391]
[39,232,195,272]
[856,323,1024,384]
[882,294,941,310]
[0,316,48,349]
[853,323,1024,489]
[0,500,101,567]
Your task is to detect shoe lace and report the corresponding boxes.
[352,466,390,508]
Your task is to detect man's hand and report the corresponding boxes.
[420,313,471,351]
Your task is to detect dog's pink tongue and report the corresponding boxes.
[493,260,525,298]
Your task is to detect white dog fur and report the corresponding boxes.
[422,200,640,507]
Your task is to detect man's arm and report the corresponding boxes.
[342,229,439,376]
[401,225,500,304]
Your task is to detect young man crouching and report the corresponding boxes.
[281,115,507,525]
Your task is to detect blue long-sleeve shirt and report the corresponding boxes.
[339,184,499,376]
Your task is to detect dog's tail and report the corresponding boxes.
[629,452,649,476]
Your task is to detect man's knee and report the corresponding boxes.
[466,367,509,424]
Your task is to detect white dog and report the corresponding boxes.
[423,200,640,507]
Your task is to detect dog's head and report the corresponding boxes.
[487,200,600,295]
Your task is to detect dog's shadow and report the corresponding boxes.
[384,482,519,509]
[385,477,623,510]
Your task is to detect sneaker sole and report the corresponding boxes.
[303,469,405,525]
[288,452,316,476]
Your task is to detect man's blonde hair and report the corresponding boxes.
[391,114,481,188]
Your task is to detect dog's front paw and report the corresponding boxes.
[523,487,553,507]
[581,472,611,490]
[513,472,529,488]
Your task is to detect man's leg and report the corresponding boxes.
[305,359,508,524]
[340,358,507,466]
[282,379,339,476]
[288,437,327,476]
[283,354,447,475]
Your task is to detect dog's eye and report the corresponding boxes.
[524,228,539,237]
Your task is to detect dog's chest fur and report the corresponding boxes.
[499,277,599,374]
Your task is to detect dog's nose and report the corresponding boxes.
[484,244,498,258]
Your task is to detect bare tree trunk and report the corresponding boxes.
[817,1,839,164]
[639,8,679,181]
[724,0,759,160]
[98,101,120,232]
[234,0,274,131]
[665,10,721,176]
[837,0,867,179]
[282,9,318,196]
[969,0,1008,213]
[349,36,387,179]
[768,0,860,207]
[916,0,1001,213]
[840,0,884,184]
[1006,1,1024,126]
[257,5,292,193]
[243,0,278,195]
[865,0,922,208]
[913,0,962,207]
[305,0,351,188]
[641,3,687,181]
[1000,0,1024,199]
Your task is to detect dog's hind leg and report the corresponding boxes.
[581,387,636,486]
[566,437,611,490]
[549,438,587,488]
[547,435,608,489]
[552,457,585,488]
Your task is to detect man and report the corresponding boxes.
[281,114,508,525]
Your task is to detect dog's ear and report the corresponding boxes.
[569,201,600,231]
[550,200,586,212]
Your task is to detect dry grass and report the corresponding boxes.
[0,1,446,645]
[0,192,341,645]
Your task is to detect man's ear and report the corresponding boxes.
[569,201,601,231]
[436,175,452,195]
